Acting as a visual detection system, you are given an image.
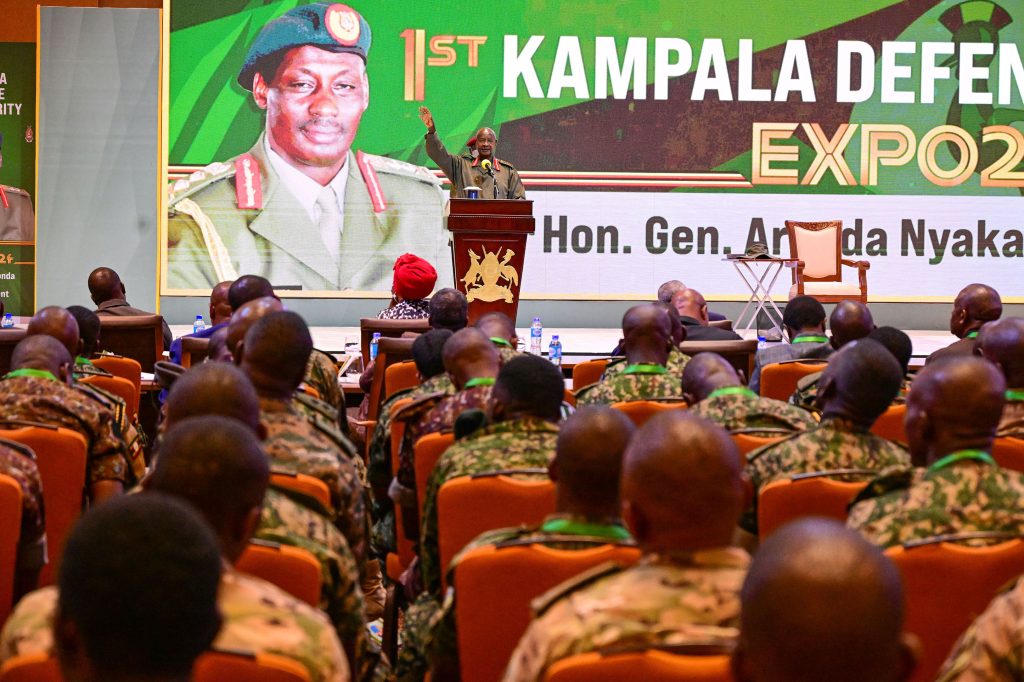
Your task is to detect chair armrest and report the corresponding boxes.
[841,259,871,270]
[841,260,870,298]
[790,260,806,293]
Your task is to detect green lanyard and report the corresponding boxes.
[463,377,496,389]
[707,386,757,400]
[793,335,829,344]
[1006,389,1024,402]
[622,363,668,375]
[5,368,58,382]
[540,517,632,540]
[966,330,980,339]
[928,449,996,473]
[489,337,513,348]
[75,356,94,366]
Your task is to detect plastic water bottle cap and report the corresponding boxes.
[757,336,767,341]
[372,333,381,339]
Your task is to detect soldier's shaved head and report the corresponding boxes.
[654,301,686,346]
[227,275,276,311]
[428,288,468,332]
[11,334,73,379]
[816,339,902,428]
[241,311,312,399]
[553,406,635,518]
[906,356,1005,466]
[978,317,1024,388]
[476,311,517,346]
[441,328,500,389]
[951,283,1002,338]
[734,519,914,682]
[621,411,743,551]
[657,279,686,304]
[226,296,284,361]
[206,326,233,363]
[621,304,672,366]
[682,352,742,404]
[829,300,874,349]
[672,288,709,325]
[164,362,262,435]
[87,267,125,306]
[209,281,234,325]
[491,354,564,422]
[412,329,452,380]
[27,306,81,359]
[66,306,102,358]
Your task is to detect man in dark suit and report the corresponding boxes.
[672,288,741,341]
[89,266,173,350]
[926,283,1001,365]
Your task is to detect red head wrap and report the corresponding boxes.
[392,254,437,300]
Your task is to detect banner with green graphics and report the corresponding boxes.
[165,0,1024,301]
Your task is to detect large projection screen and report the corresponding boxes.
[163,0,1024,304]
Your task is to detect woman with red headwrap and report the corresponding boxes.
[377,253,438,319]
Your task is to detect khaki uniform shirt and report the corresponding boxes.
[305,349,342,412]
[0,185,33,241]
[167,136,451,292]
[997,398,1024,439]
[502,547,750,682]
[424,132,525,200]
[604,347,691,379]
[576,365,683,407]
[690,387,816,434]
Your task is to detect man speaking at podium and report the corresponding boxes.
[419,106,526,200]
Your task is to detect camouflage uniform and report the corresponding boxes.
[743,418,910,534]
[0,374,131,491]
[294,390,347,435]
[847,455,1024,549]
[789,371,913,414]
[502,547,750,682]
[690,386,816,434]
[997,396,1024,438]
[0,569,351,682]
[576,365,683,407]
[936,575,1024,681]
[74,358,147,481]
[0,440,46,572]
[490,338,521,365]
[306,349,342,412]
[260,396,368,565]
[604,347,690,379]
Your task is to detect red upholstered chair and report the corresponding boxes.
[90,355,142,412]
[79,374,138,421]
[0,474,22,625]
[384,360,420,399]
[413,432,456,513]
[757,469,875,538]
[993,437,1024,473]
[236,541,322,608]
[871,404,908,444]
[269,472,333,514]
[543,647,733,682]
[610,400,686,428]
[571,359,608,392]
[785,220,869,303]
[759,360,826,401]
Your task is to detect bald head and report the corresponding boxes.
[682,352,742,403]
[906,356,1005,465]
[87,267,125,306]
[553,407,634,517]
[428,288,468,332]
[952,283,1002,337]
[66,306,101,357]
[657,279,686,304]
[27,306,80,358]
[206,326,233,363]
[735,519,911,682]
[817,339,902,427]
[829,300,874,349]
[226,296,284,361]
[654,301,685,346]
[11,334,73,379]
[227,275,276,311]
[209,281,233,325]
[978,317,1024,388]
[476,312,517,346]
[241,311,312,397]
[164,363,261,434]
[622,412,742,551]
[672,288,709,325]
[442,328,500,389]
[621,304,672,365]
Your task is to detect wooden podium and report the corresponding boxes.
[447,198,535,324]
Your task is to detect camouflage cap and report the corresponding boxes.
[237,3,372,91]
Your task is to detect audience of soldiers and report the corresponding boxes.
[3,270,1024,682]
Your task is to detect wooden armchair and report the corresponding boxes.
[358,318,431,366]
[97,315,165,372]
[785,220,869,303]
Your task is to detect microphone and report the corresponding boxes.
[481,159,494,176]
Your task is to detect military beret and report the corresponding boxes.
[238,2,372,91]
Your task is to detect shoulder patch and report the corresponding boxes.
[395,391,446,423]
[168,161,236,208]
[850,467,915,506]
[496,158,517,171]
[532,561,625,617]
[358,151,442,186]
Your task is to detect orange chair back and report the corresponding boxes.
[886,538,1024,682]
[572,359,608,392]
[437,474,555,590]
[413,432,456,511]
[79,374,138,421]
[0,653,58,681]
[90,355,142,410]
[385,397,416,582]
[730,431,790,458]
[610,401,686,428]
[562,387,576,408]
[993,437,1024,473]
[385,361,420,400]
[544,650,732,682]
[0,427,87,586]
[456,542,641,682]
[871,404,907,444]
[759,361,826,401]
[0,474,22,624]
[757,472,871,538]
[236,541,322,608]
[0,651,311,682]
[269,472,333,514]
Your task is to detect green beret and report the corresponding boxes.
[238,2,371,91]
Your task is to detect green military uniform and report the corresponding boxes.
[0,372,132,493]
[491,337,521,364]
[73,357,147,480]
[0,570,350,682]
[424,132,525,200]
[604,346,691,379]
[419,416,558,597]
[790,371,913,415]
[305,349,342,412]
[847,451,1024,549]
[937,575,1024,681]
[576,363,683,407]
[691,386,816,434]
[168,137,451,293]
[0,184,33,241]
[399,514,632,681]
[0,440,46,574]
[502,547,750,682]
[997,390,1024,438]
[260,396,367,567]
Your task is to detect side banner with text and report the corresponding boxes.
[165,0,1024,301]
[0,42,35,315]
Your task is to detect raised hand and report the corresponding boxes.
[417,106,435,132]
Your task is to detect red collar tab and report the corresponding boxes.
[357,151,387,214]
[0,186,7,209]
[473,157,500,171]
[234,154,263,210]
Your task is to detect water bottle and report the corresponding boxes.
[757,336,768,350]
[1,313,12,329]
[549,335,562,366]
[193,315,206,334]
[530,317,543,355]
[370,332,381,361]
